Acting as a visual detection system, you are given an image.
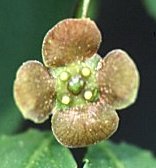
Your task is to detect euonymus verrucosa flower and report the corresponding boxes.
[14,18,139,148]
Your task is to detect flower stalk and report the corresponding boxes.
[81,0,91,18]
[74,0,91,18]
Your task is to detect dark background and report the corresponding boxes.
[98,0,156,154]
[0,0,156,165]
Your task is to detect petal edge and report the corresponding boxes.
[42,18,102,67]
[52,102,119,148]
[97,49,140,109]
[14,61,55,123]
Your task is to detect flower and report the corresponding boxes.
[14,18,139,148]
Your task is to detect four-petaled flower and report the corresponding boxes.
[14,18,139,148]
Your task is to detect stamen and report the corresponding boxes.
[81,67,91,77]
[61,95,71,105]
[84,90,93,100]
[60,71,69,81]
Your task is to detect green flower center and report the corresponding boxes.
[50,55,101,110]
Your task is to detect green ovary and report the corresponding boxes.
[68,76,85,95]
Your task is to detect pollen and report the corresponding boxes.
[61,95,71,105]
[60,71,70,81]
[84,90,93,100]
[48,39,52,44]
[81,67,91,77]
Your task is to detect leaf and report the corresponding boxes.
[0,100,22,134]
[143,0,156,20]
[83,141,156,168]
[0,129,77,168]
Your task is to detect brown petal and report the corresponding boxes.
[52,102,119,148]
[97,49,140,109]
[42,18,101,67]
[14,61,55,123]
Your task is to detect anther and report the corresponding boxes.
[84,90,93,100]
[81,67,91,77]
[61,95,71,105]
[60,71,70,81]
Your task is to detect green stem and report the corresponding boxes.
[81,0,91,18]
[74,0,91,18]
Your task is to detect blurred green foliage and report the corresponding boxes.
[0,129,77,168]
[0,0,77,134]
[84,141,156,168]
[143,0,156,19]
